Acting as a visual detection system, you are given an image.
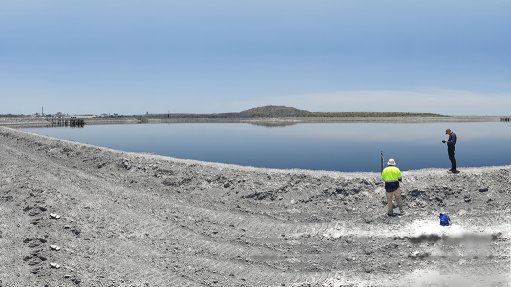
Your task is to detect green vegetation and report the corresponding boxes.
[304,111,446,118]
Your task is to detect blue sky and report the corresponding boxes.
[1,0,510,115]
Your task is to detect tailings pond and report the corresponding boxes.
[24,121,511,172]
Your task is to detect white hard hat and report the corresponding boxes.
[387,158,396,166]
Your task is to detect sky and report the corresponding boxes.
[1,0,510,115]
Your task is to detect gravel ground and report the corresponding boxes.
[0,126,510,287]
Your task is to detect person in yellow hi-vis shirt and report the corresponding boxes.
[381,158,403,216]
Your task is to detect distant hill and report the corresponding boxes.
[240,106,310,117]
[238,106,445,118]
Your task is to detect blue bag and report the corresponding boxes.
[439,213,450,226]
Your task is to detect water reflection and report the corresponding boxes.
[24,122,511,172]
[248,121,298,128]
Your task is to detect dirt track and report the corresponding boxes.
[0,126,510,286]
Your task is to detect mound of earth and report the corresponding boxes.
[0,126,509,286]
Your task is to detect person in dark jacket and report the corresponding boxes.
[442,128,458,173]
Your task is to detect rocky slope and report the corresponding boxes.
[0,126,509,287]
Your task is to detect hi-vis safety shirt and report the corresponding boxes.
[382,166,402,192]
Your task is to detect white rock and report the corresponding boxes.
[50,245,61,251]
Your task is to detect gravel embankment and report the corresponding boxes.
[0,126,509,287]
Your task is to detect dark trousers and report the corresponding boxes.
[448,146,456,171]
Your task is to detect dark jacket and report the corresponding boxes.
[447,132,457,148]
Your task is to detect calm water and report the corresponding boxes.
[24,122,510,172]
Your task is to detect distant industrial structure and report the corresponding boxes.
[49,117,85,127]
